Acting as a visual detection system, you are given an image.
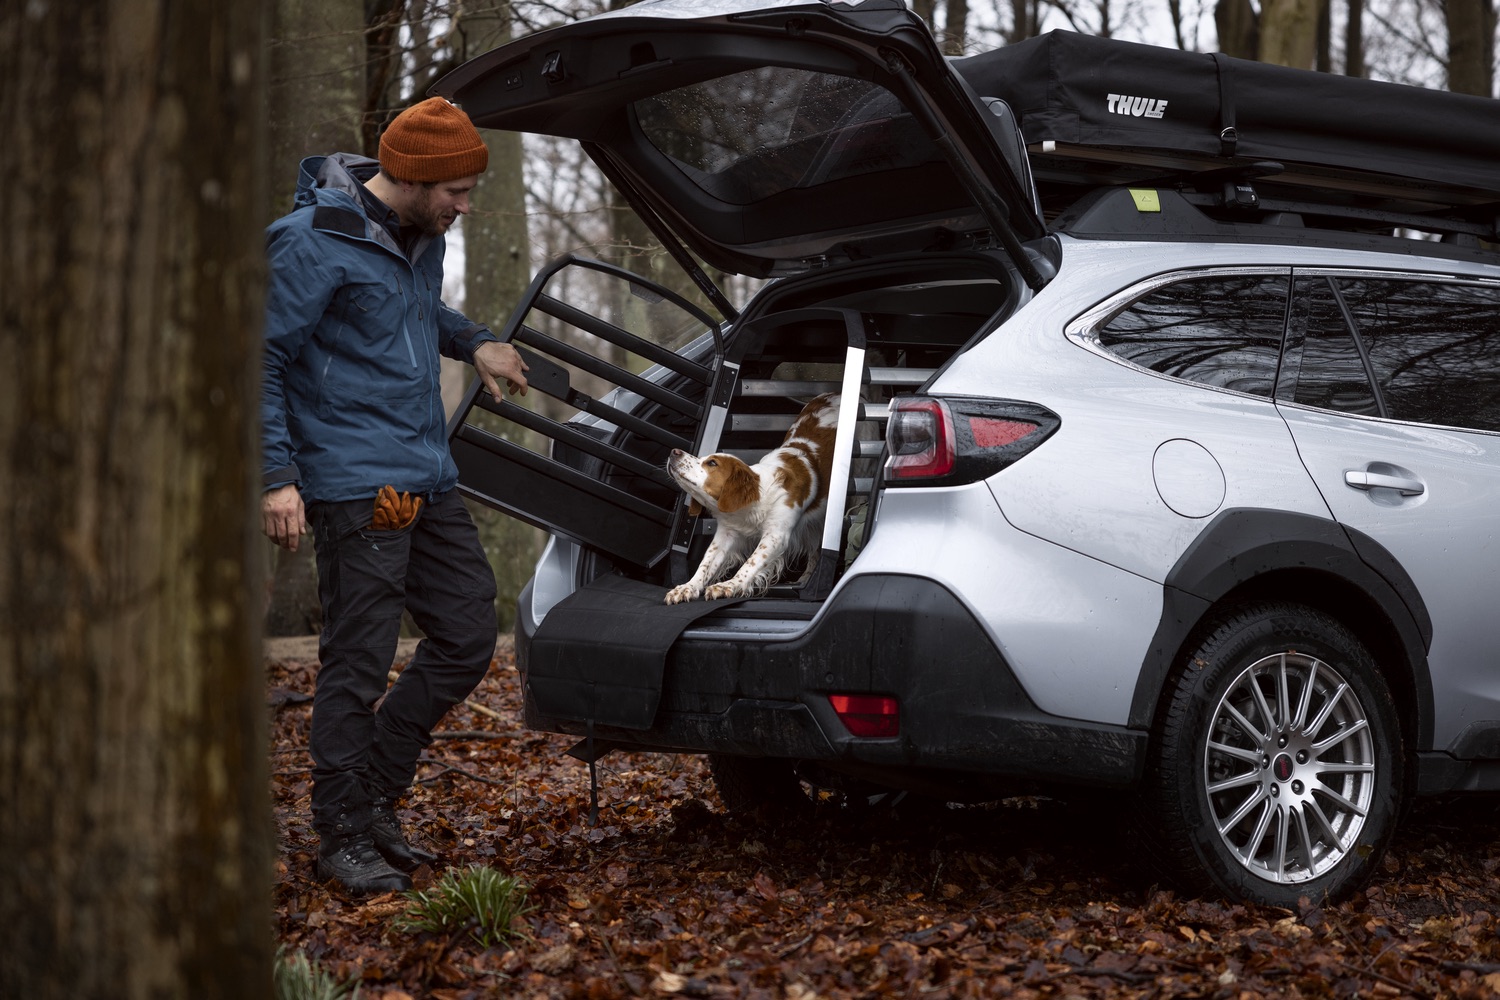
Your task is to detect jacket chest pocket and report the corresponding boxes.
[319,282,426,395]
[340,282,387,320]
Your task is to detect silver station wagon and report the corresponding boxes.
[434,0,1500,906]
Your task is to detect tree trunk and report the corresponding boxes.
[455,1,546,633]
[270,0,363,215]
[1345,0,1365,76]
[362,0,409,155]
[1259,0,1324,67]
[1445,0,1497,96]
[1006,0,1042,41]
[457,5,531,341]
[1316,0,1332,72]
[1167,0,1188,49]
[1215,0,1260,59]
[941,0,970,54]
[1098,0,1117,37]
[0,1,272,998]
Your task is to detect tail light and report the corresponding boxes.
[885,396,1059,485]
[829,694,899,737]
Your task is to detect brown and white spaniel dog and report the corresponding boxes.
[665,392,840,604]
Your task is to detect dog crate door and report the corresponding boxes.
[447,255,733,570]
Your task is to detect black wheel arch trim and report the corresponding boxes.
[1128,508,1434,749]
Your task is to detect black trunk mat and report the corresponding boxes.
[526,574,753,729]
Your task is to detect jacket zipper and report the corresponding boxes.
[396,275,418,370]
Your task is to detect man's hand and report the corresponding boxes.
[473,340,530,399]
[262,484,308,552]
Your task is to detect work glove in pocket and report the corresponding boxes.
[371,484,423,530]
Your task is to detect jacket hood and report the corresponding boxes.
[288,152,431,262]
[292,153,380,211]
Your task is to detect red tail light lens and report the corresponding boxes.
[829,694,900,737]
[884,397,1059,485]
[968,416,1039,449]
[885,399,954,479]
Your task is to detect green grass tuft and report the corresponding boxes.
[396,865,535,949]
[273,945,361,1000]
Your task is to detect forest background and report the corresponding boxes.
[0,0,1495,996]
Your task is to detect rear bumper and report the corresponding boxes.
[515,572,1147,792]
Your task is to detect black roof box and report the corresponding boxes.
[954,31,1500,232]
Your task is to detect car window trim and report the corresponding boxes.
[1065,265,1293,400]
[1289,267,1500,431]
[1320,274,1391,420]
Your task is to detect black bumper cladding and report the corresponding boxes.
[516,573,1147,790]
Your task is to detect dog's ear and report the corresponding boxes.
[714,458,761,514]
[687,498,703,517]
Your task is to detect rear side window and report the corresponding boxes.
[1281,277,1380,416]
[1095,274,1288,396]
[1283,276,1500,432]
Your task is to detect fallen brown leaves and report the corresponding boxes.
[269,643,1500,999]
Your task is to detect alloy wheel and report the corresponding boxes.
[1203,650,1377,885]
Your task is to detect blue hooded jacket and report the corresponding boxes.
[261,153,497,503]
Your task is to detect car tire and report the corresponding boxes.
[707,754,813,820]
[1138,602,1404,906]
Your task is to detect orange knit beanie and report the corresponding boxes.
[378,97,489,183]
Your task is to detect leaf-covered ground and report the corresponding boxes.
[269,640,1500,999]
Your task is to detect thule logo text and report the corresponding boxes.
[1107,94,1169,118]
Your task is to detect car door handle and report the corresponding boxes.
[1344,470,1425,496]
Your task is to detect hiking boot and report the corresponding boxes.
[316,832,412,895]
[370,797,439,873]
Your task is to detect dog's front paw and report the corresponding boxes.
[703,581,745,602]
[664,583,702,605]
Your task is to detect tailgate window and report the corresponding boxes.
[635,68,936,205]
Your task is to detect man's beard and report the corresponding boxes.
[409,188,456,236]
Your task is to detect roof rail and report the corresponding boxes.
[1054,186,1500,256]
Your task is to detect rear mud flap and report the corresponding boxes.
[526,573,746,730]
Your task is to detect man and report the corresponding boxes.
[260,97,529,894]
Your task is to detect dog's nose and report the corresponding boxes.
[670,449,683,457]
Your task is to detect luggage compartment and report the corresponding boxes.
[449,250,1024,604]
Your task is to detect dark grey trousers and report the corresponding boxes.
[306,489,497,839]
